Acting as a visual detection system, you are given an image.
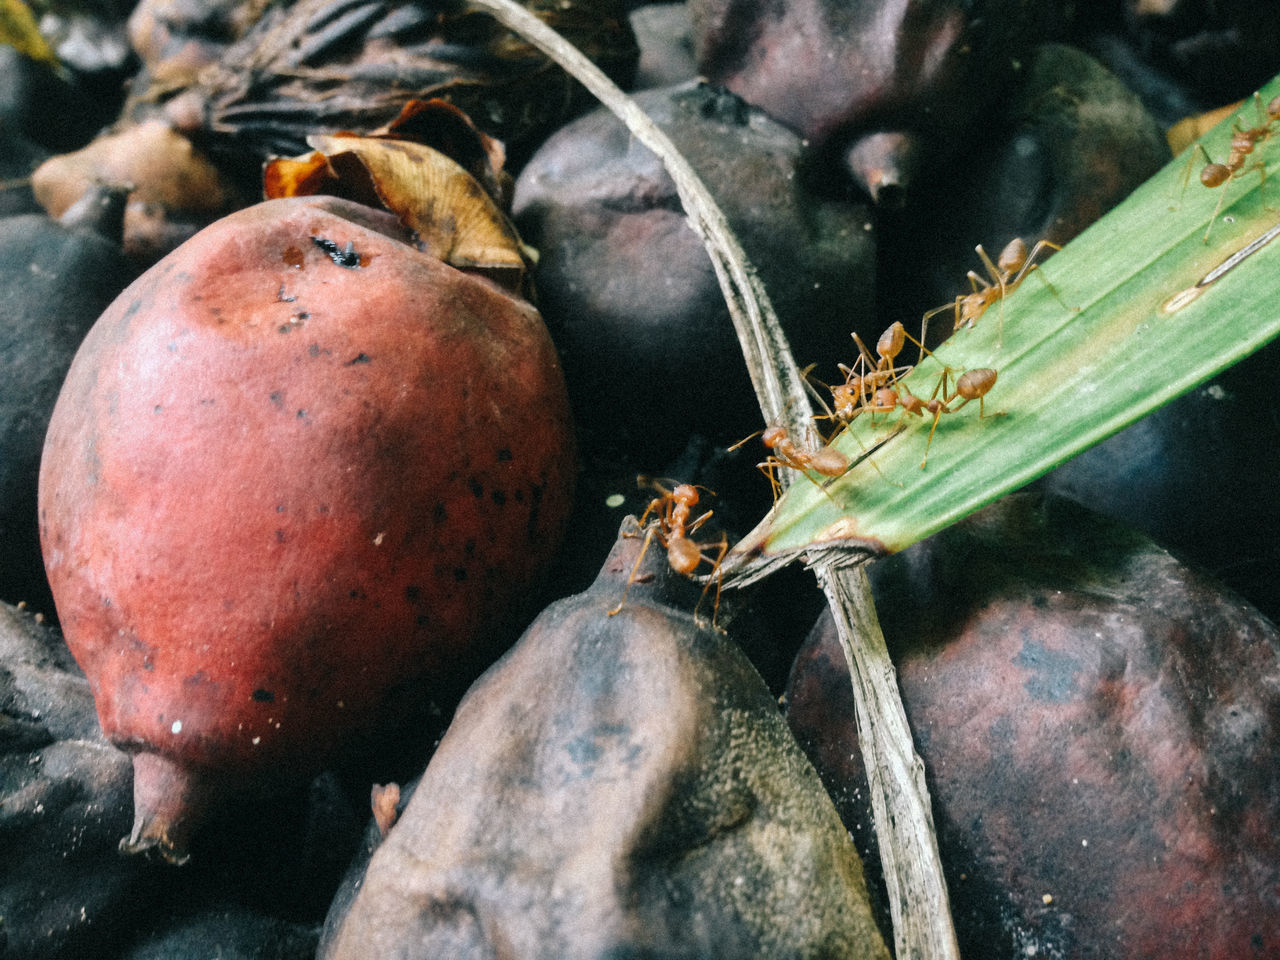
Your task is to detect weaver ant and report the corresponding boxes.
[730,424,850,502]
[913,366,999,468]
[920,237,1060,351]
[608,478,728,626]
[814,321,928,436]
[1188,92,1280,242]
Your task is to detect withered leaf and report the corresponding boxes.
[265,133,527,282]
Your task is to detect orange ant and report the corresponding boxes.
[815,321,928,436]
[848,364,999,467]
[1189,92,1280,242]
[608,478,728,626]
[731,424,850,502]
[920,237,1061,351]
[914,366,999,468]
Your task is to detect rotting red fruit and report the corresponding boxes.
[38,194,575,863]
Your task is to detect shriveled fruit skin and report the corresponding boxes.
[39,196,574,832]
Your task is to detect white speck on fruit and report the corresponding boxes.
[373,531,386,545]
[252,736,261,745]
[171,720,182,734]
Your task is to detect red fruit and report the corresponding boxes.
[39,195,575,861]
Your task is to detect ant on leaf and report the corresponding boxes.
[920,237,1061,351]
[1184,92,1280,242]
[731,424,850,503]
[913,365,999,468]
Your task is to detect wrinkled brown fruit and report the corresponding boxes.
[30,119,244,265]
[513,81,875,464]
[320,521,890,960]
[689,0,1058,196]
[787,492,1280,959]
[0,602,141,959]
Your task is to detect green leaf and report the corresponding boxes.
[0,0,58,68]
[727,74,1280,579]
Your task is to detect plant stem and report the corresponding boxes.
[464,1,960,955]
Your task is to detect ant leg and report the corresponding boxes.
[1016,241,1070,313]
[686,508,714,536]
[608,525,658,616]
[1202,177,1233,243]
[919,403,950,469]
[692,534,730,631]
[919,300,959,358]
[1179,144,1214,202]
[757,459,783,503]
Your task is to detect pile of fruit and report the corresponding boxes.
[2,0,1279,956]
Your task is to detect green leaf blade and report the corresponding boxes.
[731,74,1280,574]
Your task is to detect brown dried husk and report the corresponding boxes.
[263,98,530,289]
[174,0,638,181]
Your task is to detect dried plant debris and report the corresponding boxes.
[264,99,529,287]
[161,0,638,179]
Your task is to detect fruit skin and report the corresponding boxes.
[38,195,575,858]
[319,520,890,960]
[787,492,1280,958]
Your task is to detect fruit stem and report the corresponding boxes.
[121,751,222,865]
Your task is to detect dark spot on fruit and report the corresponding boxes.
[270,391,284,407]
[278,284,298,301]
[416,614,429,626]
[491,490,506,506]
[453,568,467,581]
[497,448,513,461]
[278,324,293,334]
[276,504,286,513]
[349,589,361,599]
[311,236,362,268]
[252,688,275,702]
[405,585,421,602]
[153,405,162,414]
[297,409,308,421]
[167,341,178,353]
[514,489,524,503]
[1014,639,1082,704]
[275,529,286,543]
[433,502,447,523]
[183,670,212,688]
[309,343,322,357]
[464,539,475,555]
[470,478,483,498]
[345,353,372,365]
[282,245,305,268]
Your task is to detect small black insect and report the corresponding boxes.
[311,236,362,268]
